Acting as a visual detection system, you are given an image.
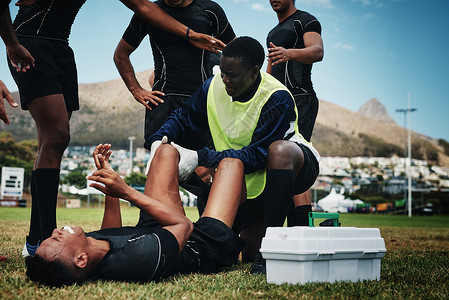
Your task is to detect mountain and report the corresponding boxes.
[357,98,395,124]
[2,70,449,166]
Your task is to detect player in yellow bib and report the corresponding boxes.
[145,37,320,274]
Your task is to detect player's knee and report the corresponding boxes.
[267,140,298,169]
[44,128,70,154]
[155,143,178,160]
[218,157,244,173]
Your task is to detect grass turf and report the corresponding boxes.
[0,206,448,299]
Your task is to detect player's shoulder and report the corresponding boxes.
[196,0,223,10]
[294,9,318,21]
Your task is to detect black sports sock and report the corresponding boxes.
[264,169,295,228]
[294,204,312,226]
[286,203,296,227]
[27,171,40,245]
[34,168,60,240]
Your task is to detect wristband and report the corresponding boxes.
[186,27,190,41]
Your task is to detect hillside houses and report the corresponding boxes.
[317,156,449,194]
[61,146,449,196]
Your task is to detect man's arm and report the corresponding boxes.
[0,80,18,125]
[91,144,123,229]
[267,32,324,66]
[87,169,192,252]
[119,0,225,52]
[0,6,35,72]
[196,91,297,173]
[114,38,164,110]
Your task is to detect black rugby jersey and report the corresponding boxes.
[88,226,179,282]
[122,0,235,96]
[13,0,86,42]
[267,10,321,95]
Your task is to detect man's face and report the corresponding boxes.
[36,226,87,264]
[269,0,293,13]
[164,0,192,8]
[220,56,258,98]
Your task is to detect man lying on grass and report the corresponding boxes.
[25,143,245,287]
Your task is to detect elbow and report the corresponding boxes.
[113,49,121,66]
[178,219,194,253]
[313,48,324,63]
[316,45,324,62]
[186,220,194,240]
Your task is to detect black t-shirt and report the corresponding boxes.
[13,0,86,41]
[122,0,235,95]
[267,10,321,95]
[87,226,179,282]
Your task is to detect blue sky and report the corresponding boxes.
[1,0,448,142]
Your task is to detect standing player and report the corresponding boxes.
[114,0,235,219]
[266,0,323,226]
[114,0,235,150]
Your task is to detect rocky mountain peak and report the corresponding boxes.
[357,98,395,124]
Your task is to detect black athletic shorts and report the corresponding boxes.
[293,93,319,142]
[144,94,189,141]
[144,94,212,150]
[146,216,244,278]
[189,217,244,274]
[232,143,319,232]
[8,37,79,111]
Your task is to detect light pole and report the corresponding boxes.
[128,136,136,175]
[396,93,416,217]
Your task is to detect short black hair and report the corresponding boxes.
[25,255,81,287]
[222,36,265,70]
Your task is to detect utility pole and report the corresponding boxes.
[128,136,136,175]
[396,93,417,217]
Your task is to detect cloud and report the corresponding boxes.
[335,42,355,51]
[251,3,270,12]
[351,0,400,8]
[297,0,334,9]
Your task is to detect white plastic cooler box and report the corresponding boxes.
[260,215,386,285]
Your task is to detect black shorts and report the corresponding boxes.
[232,143,319,232]
[293,93,319,142]
[189,217,244,274]
[144,94,189,141]
[8,37,79,111]
[144,94,212,150]
[146,216,244,278]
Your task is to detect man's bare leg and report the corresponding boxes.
[144,144,185,216]
[201,158,245,229]
[25,94,70,249]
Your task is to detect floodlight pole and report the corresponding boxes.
[128,136,136,175]
[396,93,417,218]
[396,108,407,210]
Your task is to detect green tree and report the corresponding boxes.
[0,132,37,187]
[61,170,87,189]
[124,172,147,186]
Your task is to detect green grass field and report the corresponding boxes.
[1,206,448,299]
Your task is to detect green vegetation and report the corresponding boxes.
[0,132,37,186]
[358,133,403,158]
[61,170,88,190]
[1,207,448,299]
[124,172,147,186]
